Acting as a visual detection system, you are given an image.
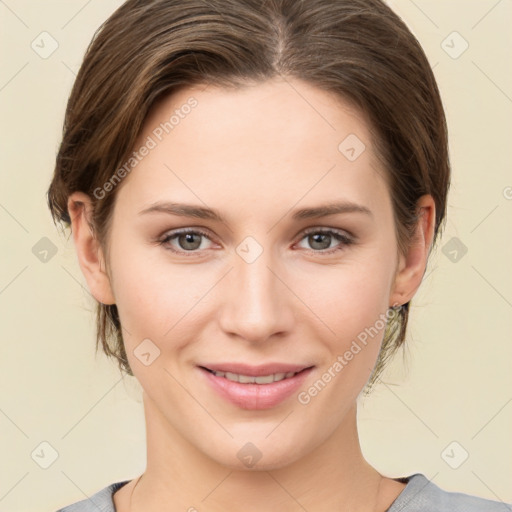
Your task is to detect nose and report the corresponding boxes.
[217,242,295,344]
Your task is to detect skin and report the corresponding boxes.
[68,77,435,511]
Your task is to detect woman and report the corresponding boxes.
[48,0,509,510]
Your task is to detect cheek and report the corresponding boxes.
[109,240,219,354]
[299,276,391,415]
[300,254,393,335]
[305,256,393,385]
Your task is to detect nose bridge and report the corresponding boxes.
[218,236,291,341]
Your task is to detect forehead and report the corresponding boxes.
[115,78,390,220]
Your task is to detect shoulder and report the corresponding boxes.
[388,473,512,512]
[55,480,130,512]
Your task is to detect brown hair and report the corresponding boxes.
[47,0,450,391]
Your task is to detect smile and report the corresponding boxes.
[198,364,314,410]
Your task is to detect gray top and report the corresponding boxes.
[55,473,511,511]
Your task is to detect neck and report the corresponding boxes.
[125,393,390,512]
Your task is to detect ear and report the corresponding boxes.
[389,194,436,307]
[67,191,116,305]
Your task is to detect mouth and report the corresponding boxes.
[198,363,314,410]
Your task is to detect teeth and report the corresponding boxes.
[212,370,298,383]
[255,374,274,384]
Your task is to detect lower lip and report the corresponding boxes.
[199,367,313,410]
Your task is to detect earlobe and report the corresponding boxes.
[389,195,436,307]
[67,192,116,305]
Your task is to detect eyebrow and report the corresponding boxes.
[138,201,373,222]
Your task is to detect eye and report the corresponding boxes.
[159,228,215,255]
[158,227,354,256]
[296,228,354,254]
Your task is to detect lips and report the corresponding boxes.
[198,363,314,410]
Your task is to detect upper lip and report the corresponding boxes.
[200,363,313,376]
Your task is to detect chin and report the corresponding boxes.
[197,430,311,472]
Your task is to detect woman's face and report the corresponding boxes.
[102,78,407,469]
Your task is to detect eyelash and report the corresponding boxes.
[158,227,354,257]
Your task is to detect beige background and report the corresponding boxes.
[0,1,511,510]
